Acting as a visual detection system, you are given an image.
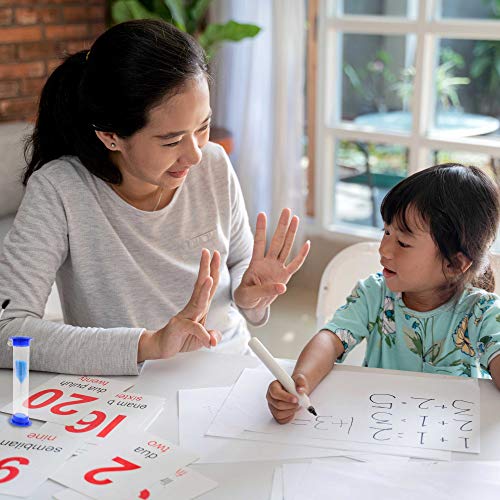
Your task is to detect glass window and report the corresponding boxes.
[334,140,408,228]
[341,0,409,17]
[431,39,500,142]
[440,0,499,20]
[341,34,416,132]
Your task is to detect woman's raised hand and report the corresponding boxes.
[138,249,221,362]
[234,208,310,314]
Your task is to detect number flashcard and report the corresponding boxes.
[0,426,81,498]
[53,468,218,500]
[38,392,166,446]
[50,431,199,499]
[1,375,133,425]
[145,467,218,499]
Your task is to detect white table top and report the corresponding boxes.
[354,111,500,138]
[1,351,500,499]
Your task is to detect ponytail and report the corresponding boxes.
[23,50,119,185]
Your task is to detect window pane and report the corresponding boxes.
[440,0,499,19]
[342,0,409,17]
[340,34,416,133]
[334,140,408,228]
[431,39,500,143]
[432,150,500,251]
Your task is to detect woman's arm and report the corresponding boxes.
[0,172,144,375]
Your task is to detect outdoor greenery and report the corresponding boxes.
[470,0,500,116]
[108,0,261,60]
[344,47,470,113]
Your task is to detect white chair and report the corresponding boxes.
[316,242,500,366]
[316,242,381,366]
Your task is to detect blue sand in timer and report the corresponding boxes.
[8,336,33,427]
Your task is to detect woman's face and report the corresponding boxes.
[111,74,211,192]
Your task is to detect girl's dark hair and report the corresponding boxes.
[381,163,500,294]
[24,19,209,185]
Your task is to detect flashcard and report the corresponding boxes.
[53,468,218,500]
[1,375,133,425]
[0,425,81,498]
[144,467,218,499]
[50,431,198,499]
[38,392,165,445]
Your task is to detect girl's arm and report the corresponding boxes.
[293,330,345,391]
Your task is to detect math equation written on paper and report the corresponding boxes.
[288,392,479,453]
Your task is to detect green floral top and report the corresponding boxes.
[323,273,500,378]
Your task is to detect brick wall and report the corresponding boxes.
[0,0,107,122]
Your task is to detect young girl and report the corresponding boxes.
[0,20,309,376]
[267,163,500,424]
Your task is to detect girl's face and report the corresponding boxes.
[379,207,451,305]
[109,75,211,192]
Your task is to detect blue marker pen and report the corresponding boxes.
[8,336,33,427]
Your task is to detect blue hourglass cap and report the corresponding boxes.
[9,337,32,347]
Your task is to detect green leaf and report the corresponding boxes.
[384,335,392,347]
[189,0,212,28]
[198,20,261,57]
[162,0,187,31]
[111,0,161,23]
[344,64,363,91]
[470,57,491,78]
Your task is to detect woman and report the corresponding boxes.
[0,19,309,376]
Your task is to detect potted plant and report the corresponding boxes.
[107,0,262,153]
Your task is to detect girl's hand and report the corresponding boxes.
[266,373,310,424]
[234,209,310,314]
[138,249,221,361]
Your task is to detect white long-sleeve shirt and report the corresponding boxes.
[0,142,265,375]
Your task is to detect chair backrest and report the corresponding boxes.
[490,253,500,294]
[316,242,381,329]
[316,243,500,330]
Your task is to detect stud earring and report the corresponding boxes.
[110,142,116,148]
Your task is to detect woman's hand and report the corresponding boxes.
[234,208,310,316]
[266,373,311,424]
[138,248,221,362]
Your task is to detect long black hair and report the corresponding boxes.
[24,19,209,185]
[381,163,500,294]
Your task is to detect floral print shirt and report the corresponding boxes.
[323,273,500,378]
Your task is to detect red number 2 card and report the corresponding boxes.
[50,431,198,499]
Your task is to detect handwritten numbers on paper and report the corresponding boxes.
[367,393,477,451]
[291,415,354,435]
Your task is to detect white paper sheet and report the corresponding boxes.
[270,466,284,500]
[179,387,345,463]
[284,461,500,500]
[207,368,456,460]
